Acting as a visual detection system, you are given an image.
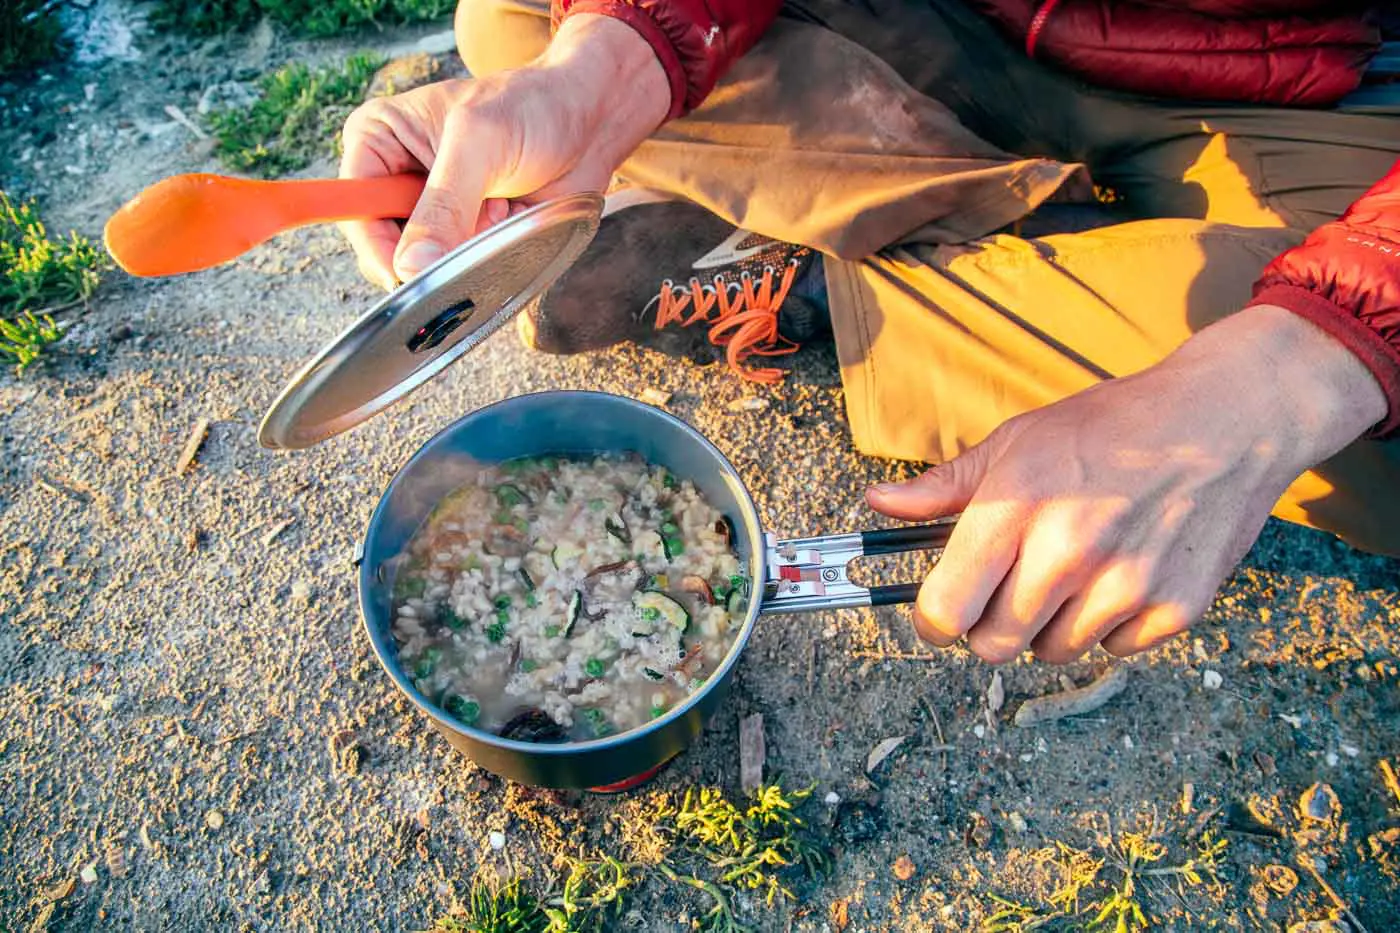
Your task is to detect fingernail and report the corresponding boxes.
[397,241,445,278]
[870,483,897,497]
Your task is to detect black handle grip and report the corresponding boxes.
[861,522,954,556]
[870,583,921,607]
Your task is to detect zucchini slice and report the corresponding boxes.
[562,590,583,637]
[552,543,585,569]
[633,591,690,634]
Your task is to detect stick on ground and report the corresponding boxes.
[739,713,765,794]
[1014,666,1130,727]
[175,418,211,475]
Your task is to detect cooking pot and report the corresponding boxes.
[356,390,951,789]
[255,193,952,789]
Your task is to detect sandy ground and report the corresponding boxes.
[1,6,1398,931]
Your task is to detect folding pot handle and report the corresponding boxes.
[757,518,955,615]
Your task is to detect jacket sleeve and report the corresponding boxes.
[1253,159,1400,439]
[552,1,783,121]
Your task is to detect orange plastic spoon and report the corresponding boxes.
[103,173,427,277]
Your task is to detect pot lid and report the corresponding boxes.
[258,192,604,450]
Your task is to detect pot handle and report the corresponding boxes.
[757,518,955,615]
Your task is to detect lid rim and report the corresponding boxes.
[257,193,604,451]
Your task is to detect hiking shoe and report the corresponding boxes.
[518,189,828,384]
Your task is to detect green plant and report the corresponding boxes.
[1,0,63,75]
[658,783,831,905]
[153,0,452,38]
[427,783,829,933]
[982,830,1228,933]
[0,311,63,373]
[0,190,106,374]
[1,192,104,316]
[208,53,384,177]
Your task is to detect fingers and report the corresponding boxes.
[911,499,1020,650]
[394,107,499,281]
[867,445,990,522]
[965,511,1101,664]
[1100,605,1194,657]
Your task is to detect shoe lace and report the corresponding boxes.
[651,260,802,384]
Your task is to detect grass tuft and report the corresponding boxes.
[208,53,384,177]
[983,828,1228,933]
[153,0,453,39]
[426,782,829,933]
[0,311,64,374]
[0,0,63,76]
[0,191,106,374]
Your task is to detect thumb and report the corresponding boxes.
[866,435,1002,521]
[393,115,493,282]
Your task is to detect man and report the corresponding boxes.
[336,0,1400,665]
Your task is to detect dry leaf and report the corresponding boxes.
[986,671,1005,714]
[866,735,906,773]
[639,388,672,407]
[892,855,916,881]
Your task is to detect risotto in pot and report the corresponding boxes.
[390,454,749,743]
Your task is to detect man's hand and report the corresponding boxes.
[338,14,669,290]
[868,305,1387,664]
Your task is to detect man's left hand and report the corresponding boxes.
[867,304,1387,664]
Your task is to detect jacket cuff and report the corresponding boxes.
[554,1,688,121]
[1253,282,1400,439]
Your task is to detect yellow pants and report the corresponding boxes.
[457,0,1400,554]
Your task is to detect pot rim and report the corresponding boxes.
[358,389,768,758]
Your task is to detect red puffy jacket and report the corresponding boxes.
[552,0,1400,438]
[969,0,1381,107]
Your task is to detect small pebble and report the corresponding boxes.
[488,830,506,850]
[79,863,98,885]
[1181,782,1195,814]
[1122,735,1134,750]
[823,792,841,806]
[1018,753,1033,762]
[639,387,672,407]
[291,581,311,601]
[972,724,986,739]
[1006,812,1028,833]
[1202,669,1223,690]
[1340,743,1359,758]
[1325,751,1339,767]
[206,810,225,830]
[1300,782,1339,822]
[891,855,916,881]
[1262,864,1299,895]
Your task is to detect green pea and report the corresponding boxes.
[641,607,661,622]
[650,704,668,720]
[494,594,512,610]
[660,521,679,535]
[526,593,539,609]
[581,708,611,737]
[494,510,513,525]
[486,621,506,643]
[413,647,441,679]
[440,607,466,631]
[664,537,686,557]
[729,574,746,591]
[520,659,538,673]
[661,470,678,490]
[544,624,559,638]
[445,695,480,726]
[513,518,530,533]
[395,576,426,600]
[585,657,605,678]
[495,485,525,507]
[589,498,606,511]
[496,607,510,624]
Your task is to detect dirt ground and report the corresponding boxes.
[2,5,1398,931]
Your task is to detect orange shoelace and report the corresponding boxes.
[651,260,802,384]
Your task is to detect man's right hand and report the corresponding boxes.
[338,13,670,291]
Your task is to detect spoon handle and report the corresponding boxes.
[271,174,427,225]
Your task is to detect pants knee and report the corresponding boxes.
[455,0,551,78]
